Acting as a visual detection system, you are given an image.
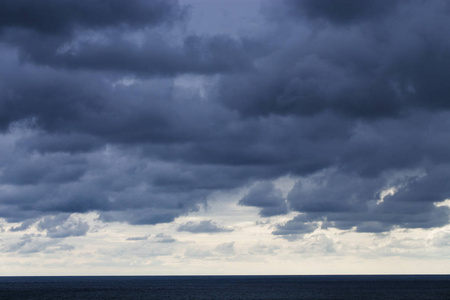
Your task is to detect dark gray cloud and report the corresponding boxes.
[1,153,86,185]
[178,220,233,233]
[126,235,149,241]
[1,0,450,237]
[126,234,175,243]
[0,0,183,34]
[221,0,450,118]
[285,0,401,25]
[9,219,36,232]
[153,233,176,243]
[284,167,450,234]
[239,182,287,217]
[0,0,252,76]
[273,215,319,241]
[3,31,253,76]
[37,214,90,238]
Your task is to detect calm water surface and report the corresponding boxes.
[0,275,449,299]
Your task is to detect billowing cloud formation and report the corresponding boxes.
[273,215,319,241]
[1,0,450,237]
[239,182,287,217]
[37,214,89,238]
[0,0,250,76]
[0,0,182,33]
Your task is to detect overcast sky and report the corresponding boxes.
[1,0,449,275]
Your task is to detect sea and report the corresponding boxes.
[0,275,449,299]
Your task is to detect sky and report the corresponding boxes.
[0,0,449,276]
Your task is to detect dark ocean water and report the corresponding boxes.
[0,275,449,299]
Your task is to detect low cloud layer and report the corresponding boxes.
[178,220,233,234]
[1,0,450,238]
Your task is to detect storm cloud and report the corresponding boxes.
[0,0,251,76]
[239,182,287,217]
[1,0,450,238]
[0,0,183,33]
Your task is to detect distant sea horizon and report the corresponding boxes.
[1,274,449,299]
[1,274,450,278]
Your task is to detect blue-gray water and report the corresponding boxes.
[0,275,449,299]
